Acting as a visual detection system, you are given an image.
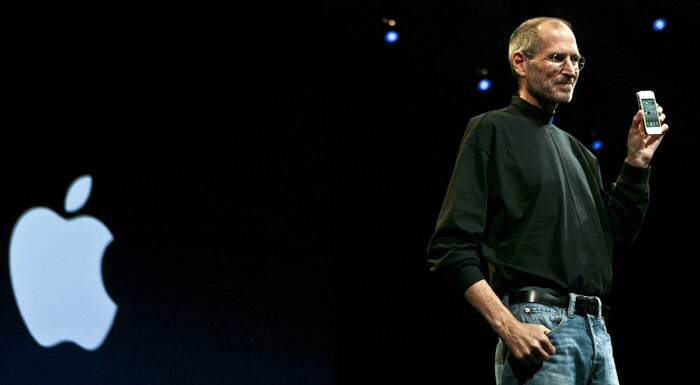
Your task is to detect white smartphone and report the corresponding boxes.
[636,90,662,135]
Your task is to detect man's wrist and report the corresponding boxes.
[624,156,650,169]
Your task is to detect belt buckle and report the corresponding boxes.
[575,296,598,315]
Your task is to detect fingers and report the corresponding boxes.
[632,110,644,134]
[532,327,556,363]
[518,325,556,365]
[524,345,553,365]
[541,327,556,356]
[653,105,669,138]
[657,104,667,125]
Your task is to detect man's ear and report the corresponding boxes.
[512,51,527,77]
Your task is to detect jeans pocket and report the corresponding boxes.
[509,303,566,335]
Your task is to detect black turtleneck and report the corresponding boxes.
[427,95,650,297]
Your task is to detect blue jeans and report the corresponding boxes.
[495,292,619,385]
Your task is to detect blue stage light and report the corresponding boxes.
[591,140,603,151]
[384,30,399,44]
[653,18,666,31]
[478,79,491,91]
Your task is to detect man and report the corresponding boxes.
[426,17,668,385]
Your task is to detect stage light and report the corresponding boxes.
[384,30,399,44]
[477,79,491,91]
[653,18,666,31]
[591,140,603,151]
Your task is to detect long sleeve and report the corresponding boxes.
[427,114,492,295]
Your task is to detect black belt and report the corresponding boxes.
[507,290,612,320]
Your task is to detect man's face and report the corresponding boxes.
[523,24,581,110]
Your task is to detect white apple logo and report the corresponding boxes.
[9,174,117,351]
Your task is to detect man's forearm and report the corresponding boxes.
[464,279,517,337]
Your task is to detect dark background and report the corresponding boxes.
[3,1,698,384]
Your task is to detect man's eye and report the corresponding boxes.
[550,53,566,62]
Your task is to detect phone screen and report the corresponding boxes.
[640,97,661,129]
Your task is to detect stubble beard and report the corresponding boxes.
[529,80,575,107]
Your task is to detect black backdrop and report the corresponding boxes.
[3,2,699,384]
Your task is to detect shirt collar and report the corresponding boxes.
[504,95,555,125]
